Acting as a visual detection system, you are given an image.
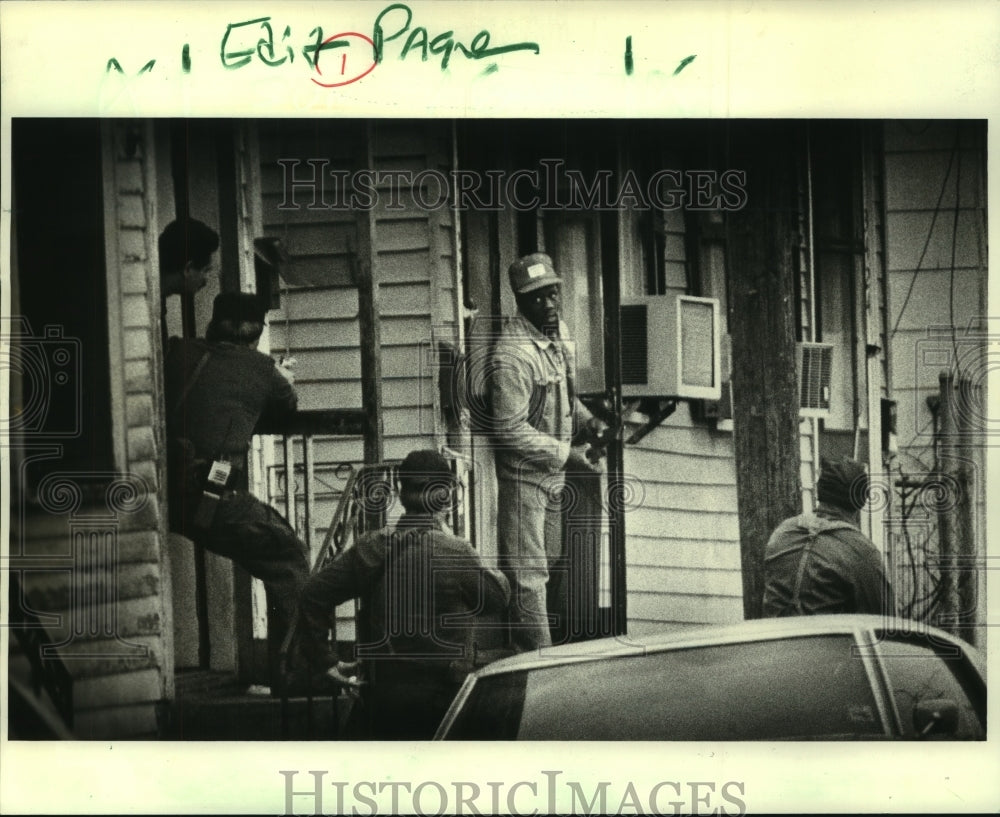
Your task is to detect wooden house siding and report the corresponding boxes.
[614,183,745,633]
[880,121,987,630]
[9,121,172,739]
[257,120,459,637]
[882,122,987,448]
[621,404,743,634]
[260,120,456,449]
[97,120,172,736]
[617,166,828,633]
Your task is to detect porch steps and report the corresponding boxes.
[164,670,344,740]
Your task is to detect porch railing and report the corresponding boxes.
[255,409,367,558]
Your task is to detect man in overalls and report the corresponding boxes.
[762,457,895,617]
[491,253,605,652]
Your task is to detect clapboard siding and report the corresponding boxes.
[626,507,740,543]
[883,121,987,447]
[886,271,982,334]
[270,221,356,255]
[274,286,359,319]
[625,482,739,514]
[259,121,459,641]
[616,158,818,624]
[627,537,743,569]
[270,315,435,350]
[628,592,744,627]
[799,419,817,512]
[628,565,743,597]
[379,248,435,282]
[616,201,744,631]
[880,121,988,633]
[885,211,982,272]
[97,121,170,735]
[883,150,982,212]
[8,122,172,739]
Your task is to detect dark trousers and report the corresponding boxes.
[172,489,310,682]
[367,662,464,740]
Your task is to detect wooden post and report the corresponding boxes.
[935,369,962,636]
[169,120,198,341]
[357,124,384,475]
[601,131,627,638]
[956,376,977,645]
[725,122,804,620]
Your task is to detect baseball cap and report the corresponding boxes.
[508,253,561,294]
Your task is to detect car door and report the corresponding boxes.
[871,630,986,740]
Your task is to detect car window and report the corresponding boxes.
[875,635,985,740]
[444,671,527,740]
[444,635,885,740]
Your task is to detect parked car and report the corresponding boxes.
[435,615,986,740]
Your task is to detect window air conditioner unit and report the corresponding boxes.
[703,334,734,425]
[620,295,721,400]
[798,341,833,418]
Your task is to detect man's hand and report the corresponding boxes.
[276,355,297,385]
[568,443,604,473]
[577,416,616,466]
[584,416,610,443]
[325,660,363,689]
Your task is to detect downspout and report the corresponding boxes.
[449,120,474,540]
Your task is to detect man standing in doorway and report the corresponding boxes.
[491,252,606,652]
[159,217,219,300]
[158,218,220,349]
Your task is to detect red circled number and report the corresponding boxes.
[312,31,378,88]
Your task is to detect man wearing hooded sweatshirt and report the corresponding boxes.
[762,457,895,617]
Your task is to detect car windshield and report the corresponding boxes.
[445,634,886,740]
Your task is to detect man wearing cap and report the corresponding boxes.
[295,449,510,738]
[164,291,307,689]
[491,252,606,652]
[762,457,895,617]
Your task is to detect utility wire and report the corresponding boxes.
[889,127,962,340]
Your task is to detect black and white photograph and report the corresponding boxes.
[2,2,998,814]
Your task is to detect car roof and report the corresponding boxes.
[474,614,978,678]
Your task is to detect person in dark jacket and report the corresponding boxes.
[164,291,308,688]
[762,457,895,617]
[296,449,511,739]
